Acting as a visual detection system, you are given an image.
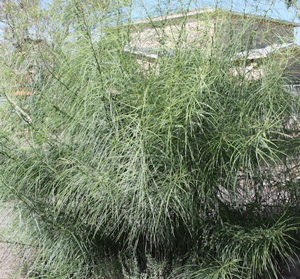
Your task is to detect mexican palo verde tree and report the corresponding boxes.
[1,0,300,278]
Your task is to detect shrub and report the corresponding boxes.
[1,1,300,278]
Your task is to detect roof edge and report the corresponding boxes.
[131,8,300,27]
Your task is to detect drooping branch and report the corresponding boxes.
[3,94,33,124]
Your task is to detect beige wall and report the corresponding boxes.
[129,13,294,52]
[129,18,214,50]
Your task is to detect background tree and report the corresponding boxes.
[0,0,47,50]
[284,0,299,8]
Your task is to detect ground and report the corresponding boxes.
[0,204,32,279]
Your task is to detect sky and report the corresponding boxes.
[132,0,300,45]
[1,0,300,45]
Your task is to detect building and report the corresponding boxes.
[126,8,300,85]
[128,8,299,53]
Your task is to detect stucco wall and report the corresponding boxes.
[129,18,214,50]
[129,13,294,52]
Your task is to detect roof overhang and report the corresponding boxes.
[234,43,300,60]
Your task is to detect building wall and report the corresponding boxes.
[129,17,214,50]
[275,48,300,83]
[216,17,294,51]
[129,12,295,52]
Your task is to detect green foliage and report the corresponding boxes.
[283,0,299,9]
[1,1,300,278]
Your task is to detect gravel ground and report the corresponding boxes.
[0,204,32,279]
